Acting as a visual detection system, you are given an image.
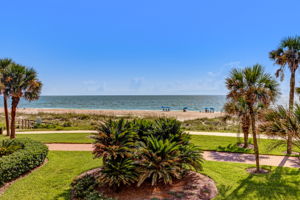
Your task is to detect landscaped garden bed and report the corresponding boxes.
[0,138,48,187]
[71,118,218,200]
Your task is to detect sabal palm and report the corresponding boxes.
[226,64,279,172]
[260,105,300,151]
[270,36,300,154]
[224,99,250,148]
[5,64,42,138]
[0,58,14,136]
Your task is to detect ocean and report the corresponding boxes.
[5,95,227,111]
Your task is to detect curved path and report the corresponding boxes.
[46,143,299,168]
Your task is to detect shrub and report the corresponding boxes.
[137,136,182,186]
[71,174,115,200]
[92,119,137,162]
[92,118,203,191]
[0,138,48,186]
[0,140,24,157]
[98,158,139,189]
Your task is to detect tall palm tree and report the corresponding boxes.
[226,64,279,172]
[5,64,42,138]
[270,36,300,154]
[224,99,250,148]
[0,58,14,136]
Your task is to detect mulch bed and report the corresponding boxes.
[76,168,218,200]
[246,167,269,174]
[237,143,254,150]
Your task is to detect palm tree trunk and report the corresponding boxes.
[3,94,10,136]
[287,70,296,154]
[10,97,19,139]
[242,115,250,148]
[249,106,260,172]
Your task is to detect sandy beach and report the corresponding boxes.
[5,108,224,121]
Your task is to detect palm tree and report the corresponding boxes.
[224,99,250,148]
[0,58,14,136]
[270,36,300,154]
[5,64,42,139]
[226,64,279,172]
[260,105,300,152]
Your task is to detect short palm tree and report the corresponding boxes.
[260,105,300,151]
[5,64,42,138]
[98,158,139,191]
[137,136,182,186]
[270,36,300,154]
[0,58,14,136]
[93,119,137,163]
[226,64,279,172]
[224,99,250,148]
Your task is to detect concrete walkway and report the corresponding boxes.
[46,143,299,168]
[16,130,282,140]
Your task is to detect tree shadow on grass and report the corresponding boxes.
[53,189,71,200]
[223,163,300,200]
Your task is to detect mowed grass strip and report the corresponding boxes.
[0,133,93,143]
[0,133,292,156]
[1,151,300,200]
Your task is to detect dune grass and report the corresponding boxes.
[1,151,300,200]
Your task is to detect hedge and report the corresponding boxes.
[0,138,48,186]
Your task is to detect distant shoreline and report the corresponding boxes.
[6,108,224,121]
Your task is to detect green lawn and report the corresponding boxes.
[190,135,292,156]
[1,151,300,200]
[0,133,292,156]
[1,151,100,200]
[0,133,93,143]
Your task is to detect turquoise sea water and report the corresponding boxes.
[4,95,227,111]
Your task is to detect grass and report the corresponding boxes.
[7,133,93,143]
[0,133,292,156]
[1,151,100,200]
[190,135,294,156]
[203,161,300,200]
[1,151,300,200]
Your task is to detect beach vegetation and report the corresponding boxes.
[226,64,280,172]
[270,36,300,154]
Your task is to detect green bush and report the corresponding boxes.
[0,140,24,157]
[71,174,115,200]
[92,118,203,191]
[0,138,48,186]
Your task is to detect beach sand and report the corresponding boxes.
[5,108,224,121]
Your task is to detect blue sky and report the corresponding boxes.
[0,0,299,96]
